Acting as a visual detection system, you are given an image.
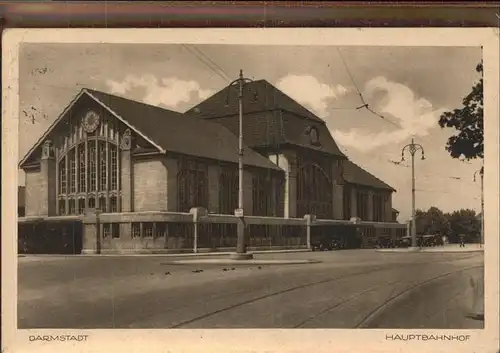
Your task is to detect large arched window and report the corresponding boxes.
[219,166,238,215]
[297,163,333,219]
[177,157,208,213]
[57,135,121,215]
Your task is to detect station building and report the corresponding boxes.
[18,80,400,254]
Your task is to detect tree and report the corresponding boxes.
[438,61,483,161]
[415,207,450,236]
[446,208,480,243]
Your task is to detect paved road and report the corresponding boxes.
[18,250,484,329]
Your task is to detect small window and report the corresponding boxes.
[69,199,76,215]
[144,223,154,238]
[98,196,106,212]
[103,224,111,238]
[88,197,96,210]
[155,222,166,239]
[132,223,141,238]
[78,199,86,214]
[58,199,66,215]
[110,196,118,213]
[111,223,120,238]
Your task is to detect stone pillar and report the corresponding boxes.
[332,183,344,220]
[332,159,344,220]
[40,140,57,216]
[384,193,393,222]
[267,154,286,217]
[367,191,374,221]
[350,187,358,218]
[120,129,133,212]
[304,214,316,249]
[207,165,220,214]
[119,223,131,239]
[164,156,179,212]
[274,175,285,217]
[276,152,297,219]
[243,170,253,216]
[82,214,97,254]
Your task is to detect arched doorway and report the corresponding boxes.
[297,163,333,219]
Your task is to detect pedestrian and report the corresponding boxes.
[459,234,466,248]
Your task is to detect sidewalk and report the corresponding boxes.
[376,244,484,253]
[18,248,312,259]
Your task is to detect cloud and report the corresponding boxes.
[332,76,447,153]
[106,74,214,109]
[276,75,349,117]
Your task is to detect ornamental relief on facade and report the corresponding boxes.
[41,140,54,159]
[54,111,126,158]
[120,129,132,151]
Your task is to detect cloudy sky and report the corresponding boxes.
[18,43,483,221]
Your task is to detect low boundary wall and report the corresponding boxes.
[18,210,408,254]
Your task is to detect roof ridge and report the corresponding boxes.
[84,88,184,115]
[259,80,326,123]
[186,78,325,123]
[345,159,395,191]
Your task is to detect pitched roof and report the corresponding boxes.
[280,111,346,158]
[342,160,396,192]
[197,110,346,158]
[187,79,325,123]
[186,80,346,158]
[20,89,282,171]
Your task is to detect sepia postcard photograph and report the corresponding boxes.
[2,28,499,353]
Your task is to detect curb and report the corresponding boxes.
[376,248,484,254]
[375,247,421,253]
[18,248,312,258]
[162,259,321,265]
[420,250,484,254]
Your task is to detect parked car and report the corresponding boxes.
[311,237,343,251]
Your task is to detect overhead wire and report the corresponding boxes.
[336,48,400,128]
[189,45,232,83]
[415,188,480,198]
[181,44,232,84]
[387,159,481,183]
[336,48,367,107]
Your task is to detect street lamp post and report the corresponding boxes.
[226,69,256,260]
[401,138,425,249]
[474,166,484,248]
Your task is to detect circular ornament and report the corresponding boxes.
[83,110,101,133]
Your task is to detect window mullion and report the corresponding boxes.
[64,154,69,214]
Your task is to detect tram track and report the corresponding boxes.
[295,264,483,328]
[18,252,483,329]
[168,265,389,328]
[354,264,483,328]
[169,258,481,329]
